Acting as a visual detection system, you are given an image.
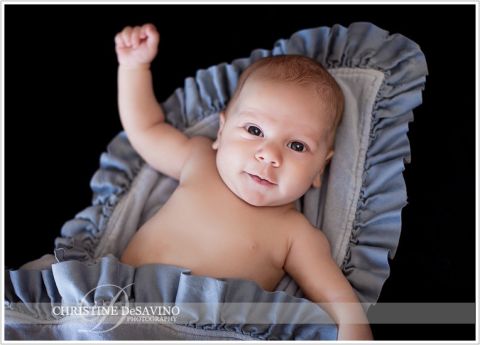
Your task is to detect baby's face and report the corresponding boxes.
[213,78,335,207]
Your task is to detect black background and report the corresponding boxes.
[4,4,476,341]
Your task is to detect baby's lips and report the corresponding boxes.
[247,172,277,186]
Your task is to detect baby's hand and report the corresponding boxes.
[115,23,159,68]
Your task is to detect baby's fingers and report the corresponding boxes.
[115,26,133,48]
[142,23,160,48]
[115,32,126,48]
[131,26,143,48]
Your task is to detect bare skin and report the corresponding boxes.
[122,137,294,291]
[115,23,373,340]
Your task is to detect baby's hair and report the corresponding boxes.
[225,55,344,146]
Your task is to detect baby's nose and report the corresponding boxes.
[255,144,281,167]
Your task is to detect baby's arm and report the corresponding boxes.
[115,24,198,180]
[284,223,373,340]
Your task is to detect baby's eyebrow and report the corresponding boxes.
[293,125,321,142]
[237,108,263,118]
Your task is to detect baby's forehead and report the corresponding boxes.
[240,79,335,114]
[241,76,334,106]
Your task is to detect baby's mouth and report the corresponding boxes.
[246,173,276,186]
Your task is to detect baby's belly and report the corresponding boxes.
[121,216,285,291]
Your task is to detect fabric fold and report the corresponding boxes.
[5,256,336,340]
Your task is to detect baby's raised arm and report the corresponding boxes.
[115,24,197,180]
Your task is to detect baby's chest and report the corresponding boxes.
[155,186,289,265]
[166,195,277,243]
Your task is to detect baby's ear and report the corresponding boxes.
[212,112,226,150]
[312,173,322,189]
[312,150,334,188]
[325,150,334,163]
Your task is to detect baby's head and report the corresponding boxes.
[212,55,344,207]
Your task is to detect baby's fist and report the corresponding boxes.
[115,23,160,68]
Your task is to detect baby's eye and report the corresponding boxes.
[247,125,264,137]
[288,141,307,152]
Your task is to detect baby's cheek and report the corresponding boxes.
[289,167,316,193]
[225,141,249,160]
[217,144,240,172]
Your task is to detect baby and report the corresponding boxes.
[115,23,372,340]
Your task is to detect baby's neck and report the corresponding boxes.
[238,196,298,215]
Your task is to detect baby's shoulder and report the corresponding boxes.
[282,210,314,230]
[282,211,329,247]
[188,136,214,153]
[179,136,215,182]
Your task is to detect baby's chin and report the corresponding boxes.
[240,195,279,207]
[230,185,298,208]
